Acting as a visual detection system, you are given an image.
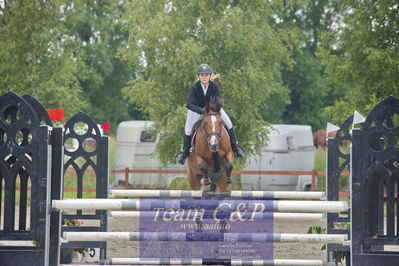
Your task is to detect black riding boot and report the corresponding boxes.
[175,135,191,165]
[227,128,244,158]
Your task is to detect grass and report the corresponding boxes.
[108,135,116,184]
[63,171,97,199]
[63,135,116,199]
[6,135,117,205]
[315,148,327,191]
[314,147,350,192]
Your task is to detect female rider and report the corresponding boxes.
[175,64,244,165]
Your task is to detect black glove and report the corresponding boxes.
[186,103,205,114]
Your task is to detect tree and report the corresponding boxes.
[121,0,295,164]
[271,0,342,130]
[66,0,134,130]
[282,49,333,129]
[0,0,85,116]
[319,0,399,123]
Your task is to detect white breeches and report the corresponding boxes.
[185,109,233,136]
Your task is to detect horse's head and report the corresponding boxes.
[202,97,223,152]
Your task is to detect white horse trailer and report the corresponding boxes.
[241,124,315,191]
[114,121,185,188]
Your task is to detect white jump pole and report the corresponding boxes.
[109,189,326,200]
[63,232,348,244]
[108,211,326,221]
[52,199,348,213]
[110,258,325,265]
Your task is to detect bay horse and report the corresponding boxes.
[187,97,234,191]
[313,129,338,149]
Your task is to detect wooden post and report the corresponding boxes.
[311,170,317,191]
[124,167,129,199]
[124,168,129,189]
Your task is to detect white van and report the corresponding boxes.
[114,121,314,190]
[241,124,315,191]
[114,120,185,188]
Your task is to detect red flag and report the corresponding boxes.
[46,108,64,121]
[100,121,110,131]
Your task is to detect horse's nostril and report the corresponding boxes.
[210,144,218,151]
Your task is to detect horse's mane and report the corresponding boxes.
[205,97,223,113]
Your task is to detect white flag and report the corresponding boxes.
[353,111,366,125]
[326,123,340,135]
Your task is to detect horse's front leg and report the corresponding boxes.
[225,152,234,184]
[196,156,210,190]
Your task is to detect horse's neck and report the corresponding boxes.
[193,127,207,147]
[219,128,231,151]
[194,125,230,157]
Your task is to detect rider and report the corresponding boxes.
[175,63,245,165]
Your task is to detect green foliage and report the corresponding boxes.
[307,225,326,251]
[0,0,86,116]
[121,0,295,164]
[319,0,399,122]
[67,0,134,131]
[0,1,136,128]
[333,221,351,230]
[282,50,333,130]
[307,225,326,234]
[272,0,342,130]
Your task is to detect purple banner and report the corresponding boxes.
[139,199,273,259]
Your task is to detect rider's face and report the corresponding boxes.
[199,73,211,85]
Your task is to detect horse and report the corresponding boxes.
[313,129,337,150]
[313,129,351,150]
[187,97,234,191]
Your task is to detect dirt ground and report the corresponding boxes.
[107,216,326,262]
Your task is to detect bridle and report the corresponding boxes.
[201,112,223,141]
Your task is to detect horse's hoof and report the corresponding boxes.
[203,178,210,185]
[202,184,211,191]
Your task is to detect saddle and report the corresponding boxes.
[189,120,202,153]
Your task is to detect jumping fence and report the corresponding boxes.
[1,92,399,265]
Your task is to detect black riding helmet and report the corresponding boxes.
[197,64,213,74]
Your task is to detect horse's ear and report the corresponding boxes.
[208,97,215,112]
[216,97,223,112]
[210,96,215,105]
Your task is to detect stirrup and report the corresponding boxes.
[234,146,244,158]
